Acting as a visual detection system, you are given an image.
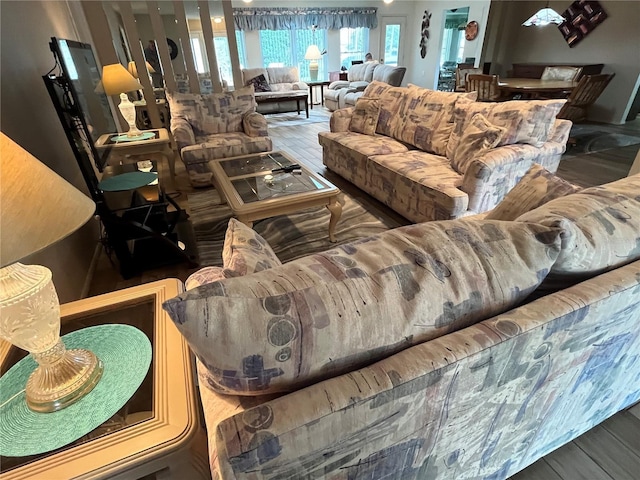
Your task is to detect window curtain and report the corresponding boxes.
[233,7,378,31]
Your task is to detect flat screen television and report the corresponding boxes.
[45,37,116,175]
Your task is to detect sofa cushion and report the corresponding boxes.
[167,87,256,136]
[247,74,272,92]
[372,64,407,86]
[517,174,640,282]
[361,80,394,99]
[182,132,272,165]
[319,130,410,158]
[447,100,566,158]
[163,219,561,395]
[451,113,505,174]
[486,164,581,221]
[348,62,378,82]
[222,218,282,276]
[349,98,380,135]
[267,66,301,84]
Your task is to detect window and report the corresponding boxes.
[340,27,369,68]
[189,31,247,87]
[259,29,327,80]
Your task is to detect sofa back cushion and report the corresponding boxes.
[163,219,561,395]
[349,98,381,135]
[348,62,378,82]
[372,64,407,86]
[486,163,582,221]
[450,113,505,173]
[242,68,269,85]
[517,174,640,285]
[167,87,256,135]
[375,84,477,156]
[447,100,566,159]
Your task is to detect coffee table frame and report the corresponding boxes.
[208,151,343,242]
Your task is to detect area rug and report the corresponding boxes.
[188,188,403,267]
[563,124,640,157]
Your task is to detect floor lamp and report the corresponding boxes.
[0,132,100,412]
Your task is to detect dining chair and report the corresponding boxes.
[466,74,503,102]
[455,64,481,92]
[557,73,615,123]
[541,66,583,82]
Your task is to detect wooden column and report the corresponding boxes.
[147,0,177,92]
[197,0,223,93]
[173,0,200,93]
[222,0,242,89]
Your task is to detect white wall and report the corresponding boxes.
[0,1,100,302]
[488,0,640,124]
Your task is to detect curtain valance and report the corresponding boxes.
[233,7,378,31]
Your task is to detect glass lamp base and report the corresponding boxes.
[26,346,104,413]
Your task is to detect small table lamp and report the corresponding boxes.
[101,63,144,138]
[0,132,100,413]
[305,45,322,82]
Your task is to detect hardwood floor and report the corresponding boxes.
[88,107,640,479]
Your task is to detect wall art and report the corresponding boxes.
[558,0,608,48]
[419,10,431,59]
[465,21,479,41]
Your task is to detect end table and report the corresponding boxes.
[307,80,331,109]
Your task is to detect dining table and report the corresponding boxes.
[497,78,577,98]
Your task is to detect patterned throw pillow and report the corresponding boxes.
[450,113,505,174]
[163,219,561,395]
[221,218,281,276]
[349,98,381,135]
[517,174,640,282]
[247,74,272,92]
[486,164,582,221]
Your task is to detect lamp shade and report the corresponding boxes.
[522,7,564,26]
[304,45,323,61]
[0,133,95,267]
[126,61,155,79]
[101,63,143,95]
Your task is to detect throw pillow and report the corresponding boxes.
[486,164,582,221]
[450,113,505,174]
[517,174,640,284]
[349,98,381,135]
[246,74,272,93]
[222,218,281,276]
[163,219,561,396]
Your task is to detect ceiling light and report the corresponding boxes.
[523,5,564,26]
[383,0,394,4]
[213,17,223,23]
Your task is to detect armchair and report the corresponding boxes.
[167,86,272,187]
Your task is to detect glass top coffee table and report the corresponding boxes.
[208,151,343,242]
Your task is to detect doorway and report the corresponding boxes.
[437,7,469,91]
[379,16,406,66]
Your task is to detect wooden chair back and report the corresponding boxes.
[466,74,501,101]
[455,64,481,92]
[558,73,615,122]
[541,66,583,82]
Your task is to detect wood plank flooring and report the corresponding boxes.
[88,107,640,480]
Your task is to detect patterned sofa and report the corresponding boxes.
[241,67,309,115]
[324,62,407,111]
[163,172,640,479]
[319,82,572,222]
[167,86,272,187]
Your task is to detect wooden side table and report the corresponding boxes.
[95,128,177,179]
[307,80,331,109]
[0,280,209,480]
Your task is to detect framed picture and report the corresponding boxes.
[558,0,608,48]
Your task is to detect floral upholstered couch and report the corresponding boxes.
[163,172,640,479]
[167,86,272,187]
[319,82,572,222]
[241,67,309,115]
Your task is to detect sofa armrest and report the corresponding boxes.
[328,80,350,90]
[349,81,369,92]
[170,116,196,151]
[461,145,539,213]
[548,119,572,145]
[243,112,269,137]
[292,81,309,91]
[329,107,355,132]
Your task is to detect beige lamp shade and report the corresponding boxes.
[127,61,155,79]
[0,133,96,267]
[304,45,322,61]
[101,63,143,95]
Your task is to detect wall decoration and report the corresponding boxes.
[558,0,608,48]
[465,21,479,41]
[419,10,431,59]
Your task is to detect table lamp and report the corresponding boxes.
[304,45,322,82]
[0,132,101,413]
[101,63,144,138]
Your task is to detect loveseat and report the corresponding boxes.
[167,86,272,187]
[241,67,309,115]
[319,82,571,222]
[324,62,407,111]
[163,171,640,479]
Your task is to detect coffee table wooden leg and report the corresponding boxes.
[326,197,342,242]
